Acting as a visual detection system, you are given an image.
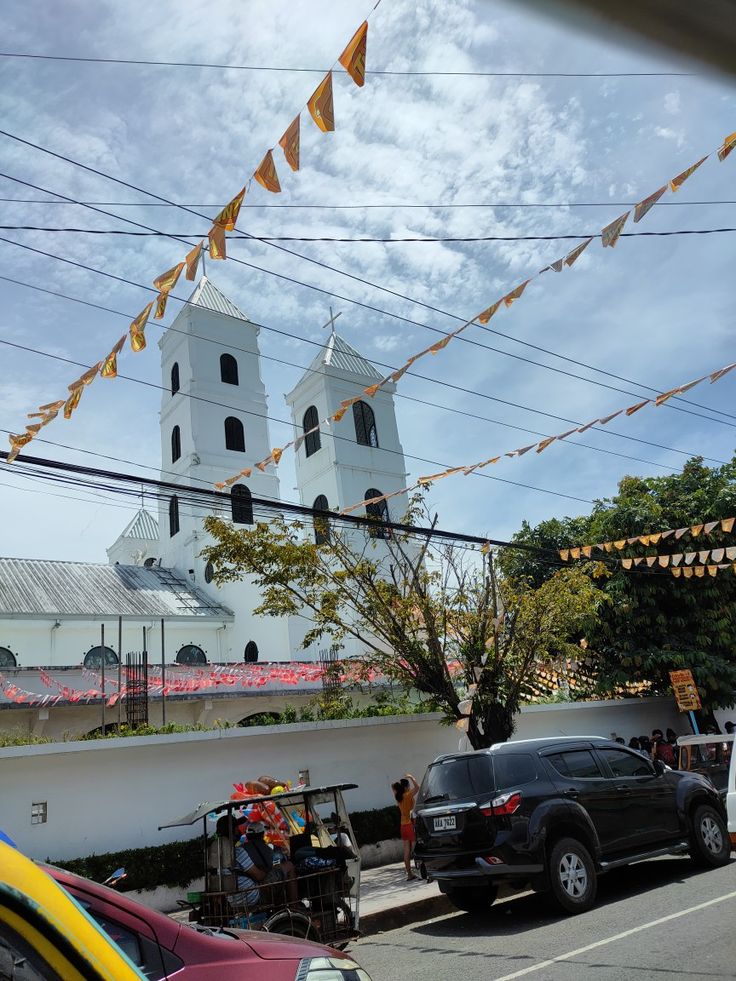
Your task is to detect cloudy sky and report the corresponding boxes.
[1,0,735,562]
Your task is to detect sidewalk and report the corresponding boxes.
[359,861,452,934]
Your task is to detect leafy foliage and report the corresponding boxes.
[501,456,736,707]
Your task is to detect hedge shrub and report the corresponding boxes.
[51,804,402,892]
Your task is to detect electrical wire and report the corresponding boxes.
[0,51,695,77]
[2,137,734,426]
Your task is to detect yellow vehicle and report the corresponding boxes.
[0,839,144,981]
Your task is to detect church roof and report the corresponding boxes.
[115,508,159,542]
[305,332,383,382]
[188,276,248,321]
[0,558,233,619]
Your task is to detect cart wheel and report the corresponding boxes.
[263,909,319,942]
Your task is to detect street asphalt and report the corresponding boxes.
[350,856,736,980]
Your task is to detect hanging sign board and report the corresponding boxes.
[669,669,702,712]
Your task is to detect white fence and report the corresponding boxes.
[2,697,686,861]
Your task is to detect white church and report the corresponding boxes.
[0,277,412,674]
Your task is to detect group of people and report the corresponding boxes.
[618,727,680,766]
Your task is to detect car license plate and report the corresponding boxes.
[433,815,456,832]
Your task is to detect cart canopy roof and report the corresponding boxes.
[159,783,359,829]
[677,734,734,746]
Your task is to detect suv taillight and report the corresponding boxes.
[481,791,522,817]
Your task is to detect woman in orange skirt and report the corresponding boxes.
[391,773,419,880]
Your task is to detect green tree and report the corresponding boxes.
[202,501,607,748]
[502,456,736,708]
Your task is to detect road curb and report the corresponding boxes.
[359,893,454,935]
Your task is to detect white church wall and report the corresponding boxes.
[2,697,681,862]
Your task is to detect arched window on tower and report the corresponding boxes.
[244,641,259,663]
[171,425,181,463]
[313,494,331,545]
[231,484,253,524]
[0,647,17,668]
[171,362,180,395]
[303,405,321,457]
[365,487,391,539]
[169,495,180,537]
[224,416,245,452]
[220,353,239,386]
[353,400,379,447]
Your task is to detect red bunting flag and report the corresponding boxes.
[254,149,281,193]
[339,21,368,87]
[279,116,301,172]
[308,72,335,132]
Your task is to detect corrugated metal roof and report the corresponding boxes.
[116,508,159,542]
[0,559,233,619]
[188,276,249,321]
[305,332,382,381]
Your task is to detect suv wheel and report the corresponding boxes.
[547,837,597,915]
[441,883,498,914]
[689,804,731,868]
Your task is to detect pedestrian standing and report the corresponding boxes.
[391,773,419,881]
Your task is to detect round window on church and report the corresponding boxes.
[0,647,17,668]
[84,646,119,669]
[204,561,214,584]
[176,644,207,666]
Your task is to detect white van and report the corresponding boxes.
[676,734,735,848]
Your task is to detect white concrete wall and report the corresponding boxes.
[1,697,686,862]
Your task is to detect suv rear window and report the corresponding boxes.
[547,749,603,779]
[419,755,494,802]
[493,754,538,789]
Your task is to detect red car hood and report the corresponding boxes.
[230,928,353,961]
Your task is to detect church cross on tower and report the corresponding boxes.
[320,306,342,334]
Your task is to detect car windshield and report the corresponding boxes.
[418,754,494,802]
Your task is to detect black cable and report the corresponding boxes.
[5,224,736,241]
[0,262,728,470]
[0,52,694,77]
[1,139,733,425]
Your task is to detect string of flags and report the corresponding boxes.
[559,516,736,561]
[215,128,736,490]
[335,352,736,517]
[4,17,372,464]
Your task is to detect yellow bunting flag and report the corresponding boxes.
[670,156,708,192]
[101,335,126,379]
[565,237,593,267]
[271,447,284,466]
[621,558,633,570]
[708,565,718,577]
[603,543,613,553]
[308,72,335,132]
[582,545,592,558]
[208,223,227,260]
[638,535,651,546]
[633,186,667,223]
[213,186,246,231]
[601,211,630,248]
[63,387,82,419]
[155,292,169,320]
[503,280,530,308]
[691,524,704,537]
[683,567,694,578]
[69,363,101,390]
[185,241,204,281]
[339,20,368,87]
[559,549,570,562]
[153,261,185,295]
[570,548,581,560]
[722,517,735,533]
[614,540,626,550]
[672,567,682,578]
[718,132,736,162]
[254,149,281,194]
[477,300,501,324]
[331,406,349,423]
[9,431,33,449]
[279,116,301,172]
[694,566,705,578]
[129,301,153,353]
[625,399,650,416]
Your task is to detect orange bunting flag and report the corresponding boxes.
[478,300,501,324]
[691,524,704,537]
[69,363,101,390]
[428,334,453,354]
[63,387,83,419]
[565,237,593,267]
[683,567,694,578]
[331,406,349,423]
[271,447,284,466]
[129,301,153,353]
[655,386,682,406]
[208,223,227,260]
[536,436,557,453]
[363,381,382,397]
[308,72,335,133]
[339,21,368,87]
[185,241,204,281]
[614,540,626,550]
[279,116,301,172]
[718,132,736,162]
[709,362,736,384]
[633,185,667,223]
[570,547,581,560]
[625,399,650,416]
[621,558,633,570]
[503,280,530,308]
[670,156,708,192]
[672,567,682,578]
[694,566,705,578]
[658,555,670,568]
[154,291,169,320]
[101,335,126,379]
[559,549,570,562]
[254,149,281,194]
[722,517,735,533]
[213,186,246,231]
[153,261,185,295]
[582,545,592,558]
[601,211,630,248]
[9,431,33,449]
[707,565,718,577]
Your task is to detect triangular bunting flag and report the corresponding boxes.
[254,149,281,193]
[683,567,694,578]
[709,362,736,384]
[428,334,452,354]
[339,21,367,87]
[208,223,227,260]
[601,211,630,248]
[478,300,502,324]
[722,517,735,533]
[308,72,335,132]
[549,258,564,273]
[129,301,153,353]
[703,520,719,534]
[711,548,725,563]
[646,556,657,567]
[671,567,682,578]
[717,131,736,162]
[697,550,710,563]
[63,387,83,419]
[633,185,667,223]
[536,436,556,453]
[649,533,662,544]
[625,399,650,416]
[185,241,204,281]
[581,545,592,558]
[621,558,633,569]
[684,552,697,564]
[559,549,570,562]
[213,186,246,231]
[691,524,704,537]
[503,280,530,307]
[153,261,185,294]
[671,554,683,566]
[707,565,718,577]
[101,335,126,379]
[154,291,169,320]
[599,410,623,425]
[565,237,593,267]
[279,115,301,172]
[670,156,708,192]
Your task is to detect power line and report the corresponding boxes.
[2,134,733,427]
[0,51,694,78]
[5,224,736,242]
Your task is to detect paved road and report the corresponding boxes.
[351,857,736,980]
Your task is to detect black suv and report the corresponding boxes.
[413,736,730,915]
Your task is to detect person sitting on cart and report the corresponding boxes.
[232,820,298,908]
